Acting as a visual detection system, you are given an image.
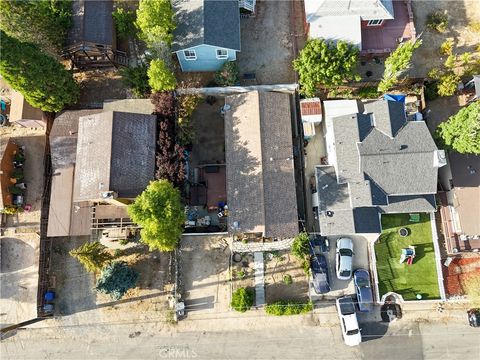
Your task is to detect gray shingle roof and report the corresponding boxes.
[73,111,157,201]
[172,0,240,51]
[307,0,394,21]
[68,0,113,46]
[224,91,298,239]
[364,99,406,138]
[318,99,440,236]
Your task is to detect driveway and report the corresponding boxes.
[310,235,371,302]
[236,0,298,84]
[179,235,230,317]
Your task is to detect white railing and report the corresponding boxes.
[239,0,255,13]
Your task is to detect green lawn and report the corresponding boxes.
[374,213,440,300]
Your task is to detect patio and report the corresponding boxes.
[374,213,441,300]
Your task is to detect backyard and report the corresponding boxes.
[375,213,440,300]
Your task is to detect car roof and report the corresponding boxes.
[359,287,372,301]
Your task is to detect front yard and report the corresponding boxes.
[375,213,440,300]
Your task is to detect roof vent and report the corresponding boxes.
[326,210,334,217]
[434,150,447,168]
[101,191,118,199]
[399,145,408,150]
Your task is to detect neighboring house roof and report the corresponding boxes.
[68,0,113,46]
[50,109,103,171]
[73,111,157,201]
[224,91,298,239]
[308,15,362,49]
[317,99,441,236]
[8,91,43,123]
[448,152,480,236]
[300,98,323,123]
[172,0,241,51]
[305,0,395,21]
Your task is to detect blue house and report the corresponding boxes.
[172,0,241,72]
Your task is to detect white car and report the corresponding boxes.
[336,238,354,280]
[336,296,362,346]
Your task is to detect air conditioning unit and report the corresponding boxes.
[101,191,118,199]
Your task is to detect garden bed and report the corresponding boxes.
[374,213,441,300]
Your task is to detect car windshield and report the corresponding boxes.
[339,249,352,257]
[346,329,359,335]
[356,278,369,287]
[340,270,351,277]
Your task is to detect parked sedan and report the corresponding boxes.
[336,296,362,346]
[311,254,330,294]
[336,238,354,280]
[353,269,373,312]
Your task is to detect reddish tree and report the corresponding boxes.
[150,91,176,118]
[155,117,185,187]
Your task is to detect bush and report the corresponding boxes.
[231,288,254,312]
[357,86,380,99]
[95,261,139,300]
[214,61,240,86]
[291,232,310,260]
[437,72,459,96]
[148,59,177,91]
[424,81,439,101]
[440,39,454,56]
[444,54,457,69]
[426,11,448,33]
[283,274,293,285]
[136,0,175,47]
[177,94,201,145]
[265,300,313,316]
[113,8,136,40]
[69,241,113,273]
[0,205,23,215]
[120,65,150,98]
[151,91,176,118]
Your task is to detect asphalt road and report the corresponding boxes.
[1,320,479,360]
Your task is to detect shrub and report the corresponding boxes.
[177,94,201,145]
[293,39,360,96]
[148,59,177,92]
[291,232,310,260]
[120,65,151,98]
[424,81,439,101]
[427,67,442,80]
[469,22,480,33]
[444,54,457,69]
[437,72,460,96]
[113,7,136,40]
[460,52,472,66]
[235,269,246,279]
[214,61,240,86]
[265,300,313,316]
[95,261,139,300]
[231,288,254,312]
[0,205,23,215]
[283,274,293,285]
[357,86,380,99]
[440,39,454,56]
[426,11,448,33]
[69,242,113,273]
[135,0,175,47]
[151,91,176,117]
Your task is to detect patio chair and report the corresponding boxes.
[409,213,420,222]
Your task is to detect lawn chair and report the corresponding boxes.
[399,246,416,264]
[409,213,420,222]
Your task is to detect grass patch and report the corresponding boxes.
[374,213,440,300]
[265,300,312,316]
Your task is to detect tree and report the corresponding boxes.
[128,180,185,252]
[148,59,177,92]
[113,7,136,40]
[151,91,176,118]
[291,232,311,274]
[214,61,240,86]
[293,39,360,97]
[378,39,422,93]
[135,0,175,47]
[437,72,460,97]
[156,117,186,186]
[69,242,113,273]
[231,288,254,312]
[0,0,72,55]
[95,262,139,300]
[0,31,79,112]
[435,102,480,155]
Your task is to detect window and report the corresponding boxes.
[367,19,383,26]
[216,49,228,59]
[184,50,197,60]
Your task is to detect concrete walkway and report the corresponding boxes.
[253,252,265,307]
[231,238,294,253]
[176,84,297,96]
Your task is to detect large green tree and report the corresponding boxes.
[69,242,113,273]
[293,39,360,96]
[135,0,175,47]
[0,0,72,55]
[378,39,422,93]
[95,262,139,300]
[128,180,185,252]
[435,101,480,155]
[0,31,79,112]
[148,59,177,92]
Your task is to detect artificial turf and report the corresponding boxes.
[374,213,441,300]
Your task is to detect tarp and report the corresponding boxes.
[384,94,406,103]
